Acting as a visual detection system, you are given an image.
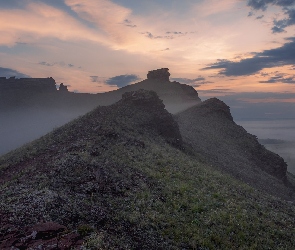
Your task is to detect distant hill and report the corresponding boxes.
[0,68,201,155]
[0,89,295,249]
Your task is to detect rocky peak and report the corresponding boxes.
[147,68,170,82]
[121,89,182,147]
[196,98,233,121]
[122,89,165,108]
[59,83,68,92]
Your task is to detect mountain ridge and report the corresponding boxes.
[1,87,295,248]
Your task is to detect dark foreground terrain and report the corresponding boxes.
[1,89,295,249]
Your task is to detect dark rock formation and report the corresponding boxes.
[120,89,183,147]
[175,97,292,199]
[192,97,234,121]
[59,83,68,92]
[147,68,170,82]
[0,77,57,93]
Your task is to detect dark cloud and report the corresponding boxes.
[143,30,192,39]
[144,32,174,39]
[247,0,295,11]
[172,77,205,83]
[39,61,55,66]
[202,38,295,76]
[166,31,188,35]
[123,19,137,28]
[105,74,140,87]
[247,0,295,32]
[256,15,265,19]
[272,8,295,32]
[171,77,212,87]
[259,73,295,83]
[39,61,77,68]
[90,76,99,82]
[0,67,30,78]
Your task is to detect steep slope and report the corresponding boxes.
[1,91,295,249]
[175,98,294,200]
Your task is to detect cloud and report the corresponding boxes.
[247,0,295,11]
[143,32,174,39]
[272,8,295,33]
[123,19,137,28]
[166,31,188,35]
[0,1,105,46]
[0,67,30,78]
[39,61,55,67]
[259,73,295,83]
[39,61,76,68]
[65,0,134,44]
[202,38,295,76]
[247,0,295,32]
[105,74,140,87]
[90,76,99,82]
[256,15,264,19]
[171,77,212,87]
[171,77,205,83]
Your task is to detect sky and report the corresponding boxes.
[1,0,295,119]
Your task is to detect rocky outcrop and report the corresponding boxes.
[175,98,291,199]
[147,68,170,82]
[192,97,234,121]
[120,89,183,147]
[0,77,57,93]
[59,83,69,92]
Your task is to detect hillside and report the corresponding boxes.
[1,90,295,249]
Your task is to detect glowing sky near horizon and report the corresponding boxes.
[1,0,295,109]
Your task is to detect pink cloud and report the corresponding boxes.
[0,2,105,46]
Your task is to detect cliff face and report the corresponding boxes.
[0,77,57,93]
[175,98,292,200]
[147,68,170,82]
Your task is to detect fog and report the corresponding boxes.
[0,108,87,156]
[236,119,295,174]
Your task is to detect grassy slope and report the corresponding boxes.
[0,96,295,249]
